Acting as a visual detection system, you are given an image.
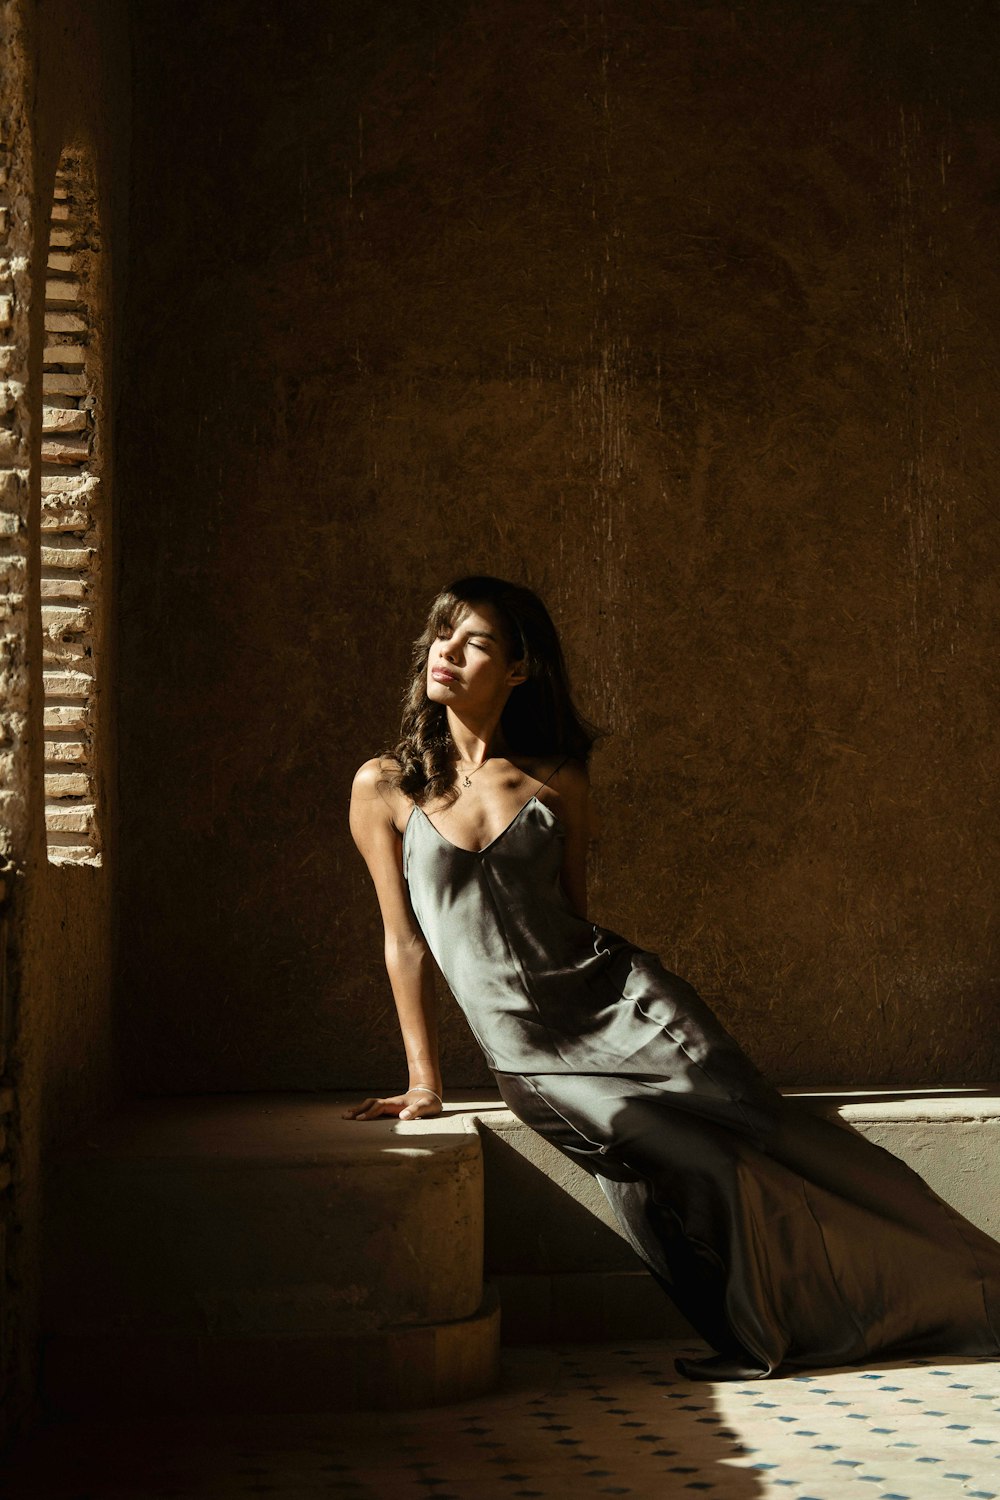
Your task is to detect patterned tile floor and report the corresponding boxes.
[4,1340,999,1499]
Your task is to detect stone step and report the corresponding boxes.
[43,1095,499,1415]
[44,1296,501,1417]
[42,1087,1000,1413]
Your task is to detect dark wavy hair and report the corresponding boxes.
[385,575,600,806]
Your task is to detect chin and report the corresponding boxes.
[426,678,455,703]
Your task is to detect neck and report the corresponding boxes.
[446,706,506,767]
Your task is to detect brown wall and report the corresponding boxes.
[119,0,1000,1094]
[29,0,128,1157]
[0,0,129,1445]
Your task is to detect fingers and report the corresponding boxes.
[342,1093,445,1122]
[341,1097,388,1121]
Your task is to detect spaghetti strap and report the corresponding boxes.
[536,755,570,793]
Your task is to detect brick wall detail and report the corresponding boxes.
[0,0,33,1434]
[41,156,101,864]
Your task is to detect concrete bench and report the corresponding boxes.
[43,1095,498,1415]
[42,1085,1000,1414]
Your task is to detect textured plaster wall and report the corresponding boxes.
[0,0,37,1443]
[28,0,127,1158]
[120,0,999,1095]
[0,0,128,1444]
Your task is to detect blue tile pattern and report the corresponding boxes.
[3,1339,999,1497]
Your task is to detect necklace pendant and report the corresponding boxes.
[462,773,472,788]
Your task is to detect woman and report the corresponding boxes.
[347,574,1000,1380]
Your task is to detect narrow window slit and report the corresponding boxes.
[40,154,102,865]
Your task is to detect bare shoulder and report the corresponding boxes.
[350,756,409,835]
[352,755,399,800]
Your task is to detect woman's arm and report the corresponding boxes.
[343,758,443,1121]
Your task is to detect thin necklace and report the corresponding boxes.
[457,756,490,789]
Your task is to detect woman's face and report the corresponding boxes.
[426,601,526,716]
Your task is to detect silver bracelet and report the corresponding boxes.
[409,1086,443,1105]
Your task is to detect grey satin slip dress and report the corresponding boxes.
[402,787,1000,1380]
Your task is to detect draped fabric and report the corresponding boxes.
[403,795,1000,1378]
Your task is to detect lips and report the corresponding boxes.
[431,667,458,684]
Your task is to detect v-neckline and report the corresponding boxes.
[407,794,550,857]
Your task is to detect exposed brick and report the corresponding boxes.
[42,406,89,433]
[44,276,79,301]
[42,640,88,667]
[41,434,91,463]
[40,535,93,565]
[41,472,96,494]
[43,802,94,834]
[40,579,85,605]
[42,604,91,634]
[41,507,90,531]
[0,470,24,503]
[41,666,94,694]
[44,311,85,332]
[44,706,88,731]
[43,342,86,365]
[42,372,87,395]
[44,740,86,762]
[44,770,89,797]
[0,429,27,462]
[38,152,103,867]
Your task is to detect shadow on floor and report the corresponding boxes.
[3,1341,766,1499]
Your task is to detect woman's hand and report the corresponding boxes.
[342,1086,444,1122]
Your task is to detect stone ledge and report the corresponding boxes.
[450,1084,1000,1344]
[43,1094,499,1414]
[455,1085,1000,1256]
[779,1083,1000,1123]
[42,1087,1000,1407]
[349,1085,1000,1345]
[57,1091,483,1166]
[43,1286,501,1416]
[46,1095,487,1339]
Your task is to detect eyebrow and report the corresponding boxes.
[444,617,498,642]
